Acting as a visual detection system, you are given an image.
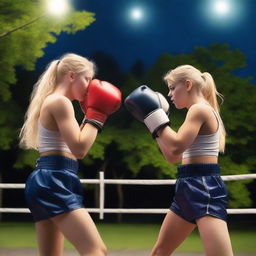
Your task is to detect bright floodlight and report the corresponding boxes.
[131,8,143,20]
[46,0,69,16]
[214,0,230,16]
[200,0,246,29]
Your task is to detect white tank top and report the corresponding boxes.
[37,123,72,154]
[182,107,220,159]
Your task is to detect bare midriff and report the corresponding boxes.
[40,150,77,161]
[182,155,218,165]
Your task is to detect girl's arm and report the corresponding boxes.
[156,136,182,163]
[50,96,98,159]
[156,104,206,163]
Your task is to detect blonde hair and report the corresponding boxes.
[164,65,226,152]
[19,53,95,150]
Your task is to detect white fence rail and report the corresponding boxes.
[0,172,256,219]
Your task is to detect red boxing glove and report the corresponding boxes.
[81,79,122,130]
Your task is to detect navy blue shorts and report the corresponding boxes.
[25,155,84,222]
[170,164,228,224]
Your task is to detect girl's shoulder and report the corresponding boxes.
[44,94,72,108]
[45,93,70,103]
[187,103,215,122]
[42,94,73,116]
[188,103,211,115]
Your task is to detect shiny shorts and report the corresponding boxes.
[170,164,228,224]
[25,155,84,222]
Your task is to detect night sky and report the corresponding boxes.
[37,0,256,81]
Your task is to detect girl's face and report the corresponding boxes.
[71,71,93,101]
[167,80,188,109]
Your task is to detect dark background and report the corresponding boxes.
[37,0,256,81]
[1,0,256,224]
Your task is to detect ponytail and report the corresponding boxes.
[201,72,226,152]
[19,60,59,149]
[164,65,226,153]
[19,53,95,150]
[201,72,223,112]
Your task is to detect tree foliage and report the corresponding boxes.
[0,0,95,151]
[83,44,256,207]
[0,0,95,102]
[0,2,254,210]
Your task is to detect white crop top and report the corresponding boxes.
[37,123,72,154]
[182,108,220,159]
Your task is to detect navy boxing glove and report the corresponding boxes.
[125,85,170,138]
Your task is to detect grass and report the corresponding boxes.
[97,223,204,252]
[0,222,255,253]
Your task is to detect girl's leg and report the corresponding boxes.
[35,219,64,256]
[150,210,196,256]
[197,216,233,256]
[52,208,107,256]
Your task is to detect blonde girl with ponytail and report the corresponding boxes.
[19,53,121,256]
[149,65,233,256]
[19,53,95,151]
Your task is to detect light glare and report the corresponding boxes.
[46,0,69,16]
[131,8,143,20]
[199,0,246,29]
[214,1,230,15]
